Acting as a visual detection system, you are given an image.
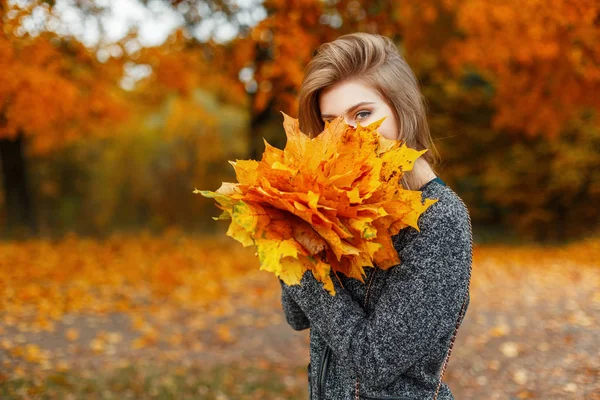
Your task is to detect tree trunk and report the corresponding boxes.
[247,40,275,160]
[0,132,37,237]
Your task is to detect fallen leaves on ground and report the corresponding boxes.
[0,233,599,399]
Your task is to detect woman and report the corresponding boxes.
[279,33,473,400]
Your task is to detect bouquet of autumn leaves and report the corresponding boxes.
[195,114,437,295]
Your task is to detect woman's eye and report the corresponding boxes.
[355,111,371,121]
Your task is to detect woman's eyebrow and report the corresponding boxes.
[321,101,376,119]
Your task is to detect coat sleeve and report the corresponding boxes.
[280,279,311,331]
[280,198,472,390]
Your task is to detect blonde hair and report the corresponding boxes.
[298,32,440,190]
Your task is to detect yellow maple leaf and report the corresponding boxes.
[197,114,438,295]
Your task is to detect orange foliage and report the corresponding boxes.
[387,0,600,138]
[0,4,129,154]
[134,30,247,107]
[445,0,600,137]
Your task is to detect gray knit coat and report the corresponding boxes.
[280,178,472,400]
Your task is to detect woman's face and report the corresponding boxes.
[318,78,400,140]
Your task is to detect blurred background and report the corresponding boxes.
[1,0,599,399]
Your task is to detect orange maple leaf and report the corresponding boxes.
[196,114,437,295]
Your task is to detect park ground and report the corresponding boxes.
[0,233,599,399]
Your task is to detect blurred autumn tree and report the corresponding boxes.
[393,0,600,240]
[1,0,599,241]
[0,0,128,235]
[90,32,250,233]
[0,1,246,236]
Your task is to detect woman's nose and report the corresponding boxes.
[343,115,357,127]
